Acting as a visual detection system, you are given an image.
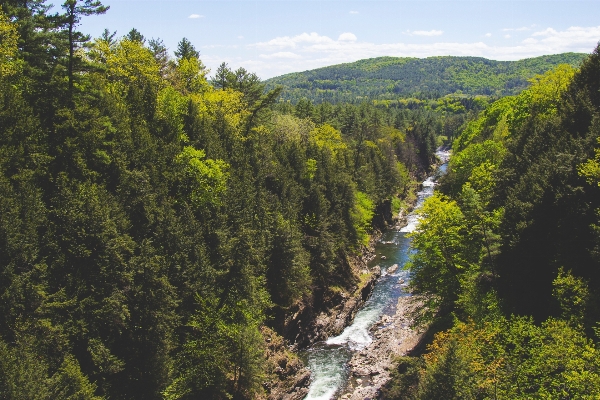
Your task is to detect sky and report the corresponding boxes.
[79,0,600,80]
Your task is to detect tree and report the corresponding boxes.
[0,9,18,78]
[148,37,169,75]
[99,28,116,45]
[125,27,145,43]
[294,98,314,120]
[174,37,199,61]
[213,62,232,90]
[229,67,263,105]
[405,194,469,324]
[61,0,109,99]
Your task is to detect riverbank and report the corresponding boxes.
[337,151,449,399]
[266,151,449,399]
[262,228,387,399]
[338,296,425,400]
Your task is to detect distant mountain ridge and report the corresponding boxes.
[264,53,588,103]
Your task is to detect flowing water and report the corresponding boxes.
[302,152,449,400]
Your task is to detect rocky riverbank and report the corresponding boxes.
[283,260,382,351]
[338,296,425,400]
[265,163,439,399]
[264,235,383,399]
[261,327,313,400]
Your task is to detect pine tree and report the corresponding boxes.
[125,27,145,43]
[174,37,199,61]
[61,0,109,100]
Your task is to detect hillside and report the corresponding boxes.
[265,53,588,103]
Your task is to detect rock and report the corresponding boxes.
[337,297,427,400]
[293,371,311,389]
[380,255,386,260]
[387,264,398,273]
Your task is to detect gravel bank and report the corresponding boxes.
[338,296,424,400]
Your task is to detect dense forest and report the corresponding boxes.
[2,0,598,399]
[0,1,442,399]
[383,45,600,398]
[265,54,588,104]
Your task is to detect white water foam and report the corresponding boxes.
[303,376,341,400]
[325,318,373,350]
[436,149,451,163]
[303,346,351,400]
[400,213,420,233]
[400,177,436,233]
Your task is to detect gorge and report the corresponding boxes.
[302,152,449,400]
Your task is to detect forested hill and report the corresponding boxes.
[265,53,588,103]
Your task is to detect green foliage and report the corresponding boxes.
[579,136,600,186]
[0,2,433,396]
[381,356,424,400]
[396,317,600,400]
[176,146,229,207]
[405,194,471,323]
[174,37,199,61]
[265,54,587,104]
[553,268,589,327]
[0,9,18,78]
[352,191,375,246]
[0,337,103,400]
[309,123,347,155]
[389,46,600,399]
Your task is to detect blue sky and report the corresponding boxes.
[80,0,600,79]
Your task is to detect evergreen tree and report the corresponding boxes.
[61,0,109,99]
[174,37,199,61]
[125,27,145,43]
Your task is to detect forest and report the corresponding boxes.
[265,53,587,104]
[383,45,600,398]
[0,1,441,398]
[2,0,600,399]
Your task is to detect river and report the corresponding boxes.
[302,152,449,400]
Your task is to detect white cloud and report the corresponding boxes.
[238,35,244,39]
[485,33,492,37]
[503,27,531,32]
[504,34,511,39]
[525,26,600,53]
[338,32,357,42]
[250,32,335,50]
[350,10,359,14]
[188,14,204,19]
[259,52,302,59]
[411,30,444,37]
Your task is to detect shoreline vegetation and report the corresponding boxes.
[1,1,598,398]
[381,45,600,399]
[274,151,447,400]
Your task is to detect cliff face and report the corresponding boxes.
[261,327,312,400]
[283,264,381,351]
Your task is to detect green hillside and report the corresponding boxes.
[265,53,588,103]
